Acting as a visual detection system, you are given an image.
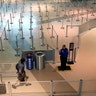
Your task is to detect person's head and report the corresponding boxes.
[27,53,31,56]
[62,45,66,49]
[20,58,25,64]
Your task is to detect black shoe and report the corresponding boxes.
[12,84,16,89]
[25,83,31,86]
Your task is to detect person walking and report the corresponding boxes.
[59,45,68,70]
[17,58,27,82]
[12,58,29,88]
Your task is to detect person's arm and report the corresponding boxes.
[59,49,61,55]
[19,69,22,74]
[18,65,23,75]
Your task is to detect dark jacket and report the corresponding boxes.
[59,48,68,58]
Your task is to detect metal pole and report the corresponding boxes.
[47,13,51,29]
[40,31,45,46]
[10,13,13,24]
[40,30,43,39]
[4,27,8,40]
[0,13,3,23]
[15,0,17,10]
[19,19,22,31]
[50,25,55,38]
[86,10,89,21]
[50,80,53,96]
[81,17,84,24]
[70,16,73,28]
[56,35,58,49]
[8,82,12,96]
[77,28,80,48]
[61,19,64,29]
[30,35,35,50]
[45,3,48,17]
[12,8,15,18]
[78,79,83,96]
[21,27,25,39]
[65,25,68,37]
[46,44,49,50]
[20,13,23,23]
[0,74,2,82]
[76,9,80,21]
[15,35,20,56]
[29,24,33,39]
[40,24,43,30]
[0,37,5,51]
[7,20,11,32]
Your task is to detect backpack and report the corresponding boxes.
[16,63,19,72]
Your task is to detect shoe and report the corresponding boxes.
[25,83,31,86]
[12,84,16,89]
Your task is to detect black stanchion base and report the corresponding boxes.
[15,54,20,56]
[0,48,5,51]
[58,66,71,71]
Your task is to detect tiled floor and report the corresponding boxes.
[0,0,96,95]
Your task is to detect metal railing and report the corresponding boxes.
[0,79,96,96]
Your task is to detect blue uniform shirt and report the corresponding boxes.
[59,48,68,58]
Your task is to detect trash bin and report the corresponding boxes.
[35,52,45,70]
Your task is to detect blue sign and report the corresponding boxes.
[26,56,34,70]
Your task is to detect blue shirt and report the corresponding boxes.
[18,62,25,73]
[59,48,68,57]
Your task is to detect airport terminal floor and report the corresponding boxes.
[0,0,96,96]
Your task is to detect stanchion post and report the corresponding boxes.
[76,9,80,22]
[61,19,64,29]
[56,4,59,17]
[20,13,23,24]
[19,19,22,31]
[47,13,51,29]
[56,35,58,49]
[10,13,13,24]
[15,0,17,10]
[0,13,3,23]
[29,25,33,39]
[3,8,5,17]
[40,31,45,46]
[0,74,2,82]
[46,44,49,50]
[15,35,20,56]
[81,17,84,24]
[40,24,43,30]
[12,8,15,18]
[0,37,5,51]
[65,25,68,37]
[74,48,77,63]
[4,27,8,40]
[50,80,53,96]
[77,28,80,48]
[78,79,83,96]
[8,82,12,96]
[50,25,55,38]
[30,35,35,50]
[86,10,89,21]
[45,3,48,17]
[0,0,3,8]
[40,30,43,39]
[7,20,11,32]
[20,27,25,39]
[71,16,73,28]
